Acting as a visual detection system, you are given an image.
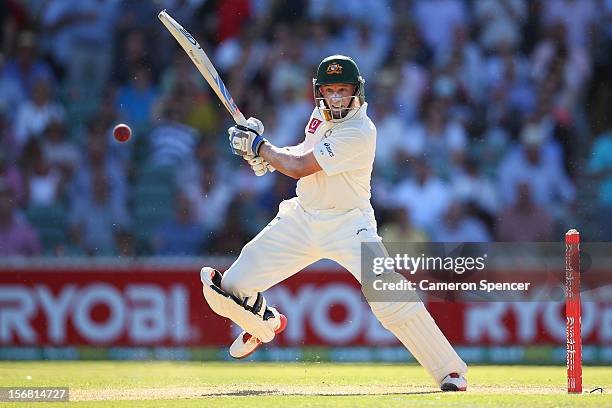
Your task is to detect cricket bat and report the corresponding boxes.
[158,10,248,127]
[158,10,273,171]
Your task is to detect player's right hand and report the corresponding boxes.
[244,155,276,177]
[244,155,267,176]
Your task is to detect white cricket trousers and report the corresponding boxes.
[219,197,467,385]
[221,197,380,296]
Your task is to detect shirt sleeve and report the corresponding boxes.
[313,126,374,176]
[284,142,305,155]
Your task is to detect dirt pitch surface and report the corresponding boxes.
[70,384,566,401]
[1,361,610,407]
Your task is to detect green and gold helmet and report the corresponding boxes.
[313,55,365,122]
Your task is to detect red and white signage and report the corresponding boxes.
[0,265,610,347]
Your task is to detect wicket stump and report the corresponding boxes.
[565,229,582,394]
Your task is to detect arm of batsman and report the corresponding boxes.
[246,117,275,172]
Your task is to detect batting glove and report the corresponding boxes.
[229,117,267,157]
[244,155,276,176]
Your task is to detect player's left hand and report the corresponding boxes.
[229,117,267,157]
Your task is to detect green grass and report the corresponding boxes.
[0,362,610,407]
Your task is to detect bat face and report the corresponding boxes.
[159,10,246,126]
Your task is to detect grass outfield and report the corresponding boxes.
[0,362,610,407]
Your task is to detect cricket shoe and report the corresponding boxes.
[229,308,287,359]
[440,373,467,391]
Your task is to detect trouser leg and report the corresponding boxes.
[321,209,467,385]
[220,199,318,299]
[201,199,318,342]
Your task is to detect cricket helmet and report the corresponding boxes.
[313,55,365,122]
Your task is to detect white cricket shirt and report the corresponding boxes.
[295,103,376,212]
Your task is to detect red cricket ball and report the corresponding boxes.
[113,123,132,143]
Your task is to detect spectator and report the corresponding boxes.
[272,87,312,148]
[302,22,337,66]
[0,53,27,119]
[13,76,64,149]
[402,100,467,177]
[0,149,25,206]
[41,119,80,176]
[69,170,129,256]
[148,90,197,167]
[153,193,207,256]
[484,42,530,99]
[113,29,150,84]
[215,26,267,79]
[116,229,136,258]
[380,207,429,243]
[474,0,527,52]
[587,128,612,241]
[0,181,40,256]
[23,143,64,207]
[391,159,452,233]
[542,0,597,47]
[41,0,97,76]
[372,96,406,179]
[530,22,591,114]
[253,175,294,230]
[436,25,485,103]
[451,159,501,215]
[160,50,206,95]
[182,159,235,233]
[393,26,430,121]
[531,22,591,91]
[309,0,392,29]
[41,0,118,99]
[432,201,491,242]
[344,23,390,81]
[209,197,252,256]
[69,121,127,214]
[497,123,575,218]
[413,0,468,55]
[495,183,554,241]
[486,47,536,117]
[115,65,158,133]
[1,31,54,102]
[215,0,251,43]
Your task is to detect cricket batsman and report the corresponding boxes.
[200,55,468,391]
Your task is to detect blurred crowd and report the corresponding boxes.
[1,0,612,257]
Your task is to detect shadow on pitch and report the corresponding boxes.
[201,390,444,397]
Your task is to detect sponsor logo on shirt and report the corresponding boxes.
[323,142,334,157]
[307,118,322,134]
